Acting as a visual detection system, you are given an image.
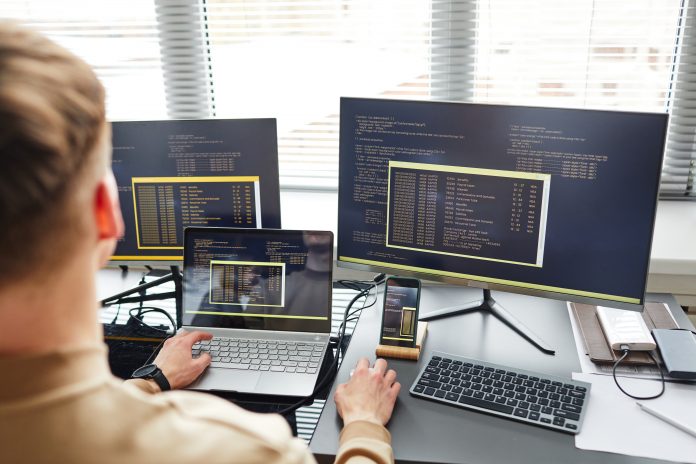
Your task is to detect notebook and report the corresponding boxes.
[182,227,333,397]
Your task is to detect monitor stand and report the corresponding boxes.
[419,289,555,355]
[100,265,183,328]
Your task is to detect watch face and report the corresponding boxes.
[133,364,157,378]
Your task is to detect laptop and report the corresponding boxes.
[182,227,333,397]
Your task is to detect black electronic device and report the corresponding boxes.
[103,320,167,379]
[110,118,282,263]
[652,329,696,379]
[380,276,421,348]
[337,97,667,354]
[411,352,591,434]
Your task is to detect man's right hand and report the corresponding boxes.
[152,330,212,390]
[334,358,401,426]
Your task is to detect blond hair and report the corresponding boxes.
[0,22,106,285]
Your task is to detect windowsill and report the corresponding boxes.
[281,191,696,304]
[647,201,696,305]
[648,201,696,276]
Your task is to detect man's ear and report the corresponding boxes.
[94,171,124,240]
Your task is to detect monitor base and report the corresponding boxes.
[100,265,183,328]
[419,289,555,355]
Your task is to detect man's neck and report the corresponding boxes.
[0,252,100,355]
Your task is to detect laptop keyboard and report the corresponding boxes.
[192,337,325,374]
[410,352,591,434]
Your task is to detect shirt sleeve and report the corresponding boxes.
[334,421,394,464]
[124,378,160,394]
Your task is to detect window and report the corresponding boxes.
[205,0,432,189]
[2,0,694,197]
[0,0,167,120]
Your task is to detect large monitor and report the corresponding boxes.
[110,119,281,262]
[337,97,667,353]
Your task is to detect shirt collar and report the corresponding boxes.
[0,344,112,403]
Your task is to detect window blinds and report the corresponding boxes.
[662,2,696,198]
[0,0,167,120]
[204,0,432,189]
[1,0,694,197]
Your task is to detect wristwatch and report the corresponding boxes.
[131,363,171,391]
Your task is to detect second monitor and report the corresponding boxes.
[337,97,667,352]
[111,119,281,262]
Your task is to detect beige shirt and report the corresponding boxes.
[0,345,393,464]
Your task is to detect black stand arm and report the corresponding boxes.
[101,265,183,328]
[419,289,555,355]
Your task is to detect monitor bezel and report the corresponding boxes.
[182,226,335,334]
[336,97,668,312]
[108,117,281,264]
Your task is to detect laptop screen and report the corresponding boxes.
[182,228,333,333]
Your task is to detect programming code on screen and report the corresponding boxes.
[209,260,285,307]
[338,98,667,305]
[132,177,261,249]
[111,119,280,260]
[386,161,549,267]
[182,230,333,333]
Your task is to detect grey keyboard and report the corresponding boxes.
[192,337,325,374]
[411,352,591,434]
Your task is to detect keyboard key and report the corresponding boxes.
[435,390,447,399]
[414,385,425,393]
[562,404,582,414]
[210,362,249,370]
[554,409,580,421]
[445,392,459,402]
[514,409,528,418]
[424,387,436,396]
[458,395,514,414]
[529,412,540,421]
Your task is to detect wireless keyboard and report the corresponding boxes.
[410,352,591,434]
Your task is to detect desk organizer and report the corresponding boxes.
[375,322,428,361]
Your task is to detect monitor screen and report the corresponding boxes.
[111,119,281,262]
[337,97,667,308]
[182,227,333,333]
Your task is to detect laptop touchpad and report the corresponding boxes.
[190,368,262,393]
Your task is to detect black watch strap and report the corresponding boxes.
[150,368,171,392]
[131,364,171,392]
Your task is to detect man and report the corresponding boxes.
[0,22,400,463]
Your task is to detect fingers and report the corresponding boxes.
[372,358,388,375]
[193,352,212,371]
[355,357,370,372]
[391,381,402,397]
[183,330,213,346]
[384,369,397,386]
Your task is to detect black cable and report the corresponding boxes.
[127,306,177,335]
[110,302,122,325]
[612,346,665,400]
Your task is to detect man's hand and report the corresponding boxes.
[334,358,400,427]
[152,330,212,390]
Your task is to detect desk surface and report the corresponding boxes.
[309,286,692,464]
